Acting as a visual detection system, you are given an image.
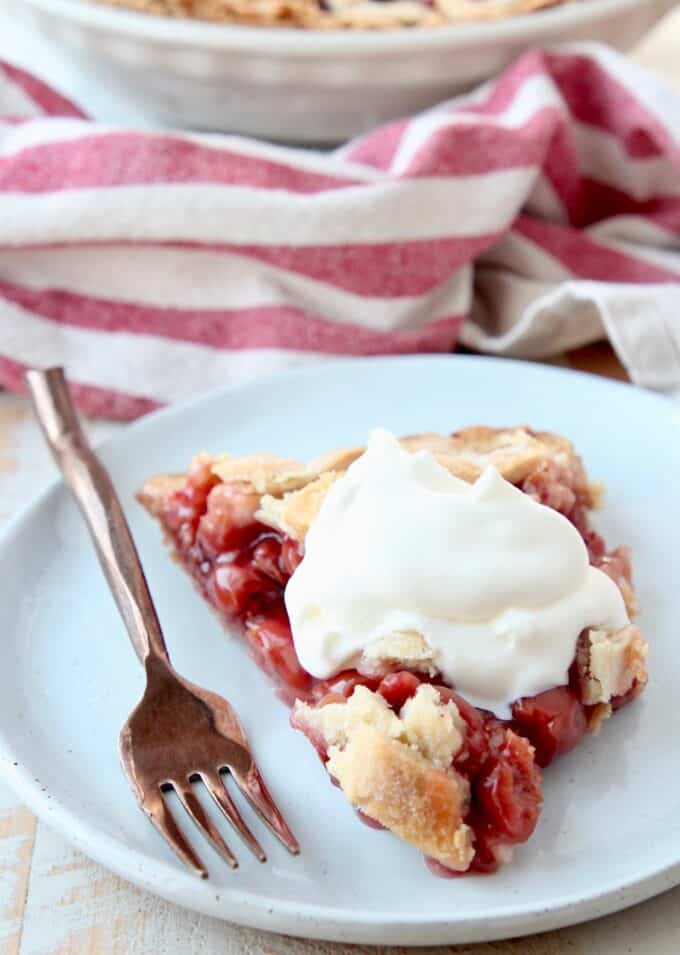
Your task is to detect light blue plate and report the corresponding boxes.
[0,356,676,945]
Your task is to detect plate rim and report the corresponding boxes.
[0,354,676,945]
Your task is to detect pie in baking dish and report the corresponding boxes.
[91,0,563,30]
[139,426,647,875]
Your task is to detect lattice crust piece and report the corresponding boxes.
[143,425,581,531]
[91,0,563,29]
[578,624,648,707]
[211,426,596,543]
[293,684,475,871]
[363,629,437,675]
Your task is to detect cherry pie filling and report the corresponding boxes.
[148,451,641,874]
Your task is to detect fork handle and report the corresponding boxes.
[26,367,170,667]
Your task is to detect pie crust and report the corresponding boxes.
[200,426,602,542]
[293,684,474,869]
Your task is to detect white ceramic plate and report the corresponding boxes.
[11,0,676,142]
[0,356,677,946]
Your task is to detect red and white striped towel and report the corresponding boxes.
[1,46,679,418]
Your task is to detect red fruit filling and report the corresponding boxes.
[145,448,637,875]
[511,685,588,768]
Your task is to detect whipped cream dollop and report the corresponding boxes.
[284,430,629,718]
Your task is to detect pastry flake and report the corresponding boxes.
[294,684,474,870]
[198,426,593,540]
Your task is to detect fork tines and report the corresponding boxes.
[144,767,299,877]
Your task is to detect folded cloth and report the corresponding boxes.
[0,47,679,418]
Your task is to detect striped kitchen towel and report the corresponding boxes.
[1,46,679,418]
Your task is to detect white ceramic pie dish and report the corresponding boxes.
[0,356,676,945]
[12,0,676,142]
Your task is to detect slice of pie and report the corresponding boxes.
[139,426,647,875]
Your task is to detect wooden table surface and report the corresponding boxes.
[1,14,680,954]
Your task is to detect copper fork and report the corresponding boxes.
[26,367,300,877]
